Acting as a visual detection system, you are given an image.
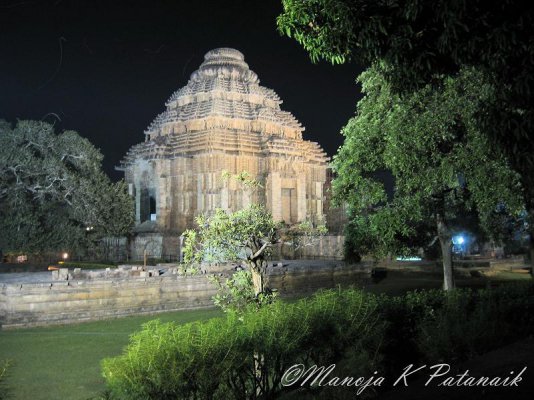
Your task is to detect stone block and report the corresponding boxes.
[58,268,69,280]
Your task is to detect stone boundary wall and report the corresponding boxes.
[273,235,345,260]
[130,234,345,261]
[0,263,369,329]
[0,275,217,329]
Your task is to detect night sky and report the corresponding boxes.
[1,0,364,180]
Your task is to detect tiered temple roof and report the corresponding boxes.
[119,48,327,168]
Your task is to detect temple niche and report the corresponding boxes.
[118,48,330,258]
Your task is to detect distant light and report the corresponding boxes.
[454,236,465,245]
[62,252,69,260]
[396,256,422,261]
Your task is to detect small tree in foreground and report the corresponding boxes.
[183,203,327,313]
[183,204,281,298]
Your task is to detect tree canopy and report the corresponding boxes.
[278,0,534,220]
[332,67,523,288]
[278,1,532,83]
[183,204,280,297]
[0,120,134,255]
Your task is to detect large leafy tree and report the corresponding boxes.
[278,0,534,260]
[0,120,134,256]
[333,67,523,289]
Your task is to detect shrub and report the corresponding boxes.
[102,289,384,399]
[414,283,534,362]
[375,282,534,368]
[102,282,534,399]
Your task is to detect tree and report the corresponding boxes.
[332,67,523,289]
[0,120,134,256]
[278,0,534,265]
[183,168,327,314]
[183,204,280,297]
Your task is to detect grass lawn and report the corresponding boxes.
[0,308,222,400]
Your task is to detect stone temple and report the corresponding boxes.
[118,48,330,258]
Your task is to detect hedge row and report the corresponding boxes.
[102,282,534,399]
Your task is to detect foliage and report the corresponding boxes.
[183,202,327,312]
[210,270,277,316]
[332,67,523,287]
[102,282,534,399]
[101,289,382,400]
[0,308,221,400]
[278,0,534,248]
[278,0,532,88]
[0,120,134,255]
[388,283,534,366]
[221,170,263,191]
[182,204,281,299]
[414,284,534,362]
[183,205,280,266]
[0,360,10,400]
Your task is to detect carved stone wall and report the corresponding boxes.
[119,48,330,240]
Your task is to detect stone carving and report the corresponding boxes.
[118,48,329,255]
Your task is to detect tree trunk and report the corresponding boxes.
[250,259,266,296]
[437,214,454,291]
[249,258,268,397]
[528,228,534,277]
[126,233,132,262]
[526,206,534,277]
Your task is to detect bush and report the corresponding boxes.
[102,289,384,399]
[414,283,534,362]
[102,283,534,399]
[376,283,534,371]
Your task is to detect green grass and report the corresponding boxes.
[0,308,222,400]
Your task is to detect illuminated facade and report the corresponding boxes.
[118,48,330,256]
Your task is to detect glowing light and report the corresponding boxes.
[62,252,69,260]
[456,236,465,245]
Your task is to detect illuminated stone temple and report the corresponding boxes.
[118,48,330,257]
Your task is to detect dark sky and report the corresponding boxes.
[1,0,364,180]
